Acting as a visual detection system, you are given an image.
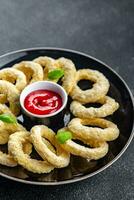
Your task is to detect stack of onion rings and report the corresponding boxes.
[30,125,70,168]
[57,128,109,160]
[8,131,54,173]
[0,120,31,167]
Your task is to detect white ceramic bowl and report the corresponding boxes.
[20,81,68,118]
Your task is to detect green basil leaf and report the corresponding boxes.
[48,69,64,80]
[56,131,72,144]
[0,114,17,123]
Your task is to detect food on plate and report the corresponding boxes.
[0,104,14,118]
[8,131,54,173]
[55,57,76,94]
[24,89,62,115]
[0,68,27,92]
[68,118,119,142]
[35,57,77,94]
[0,80,20,115]
[69,69,110,103]
[30,125,70,168]
[0,119,30,167]
[0,105,18,144]
[0,141,32,167]
[0,131,10,145]
[13,61,44,83]
[70,96,119,118]
[0,56,120,175]
[57,128,108,160]
[34,56,59,81]
[0,151,18,167]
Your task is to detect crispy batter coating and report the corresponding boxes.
[0,56,120,172]
[0,80,20,115]
[70,96,119,118]
[58,128,109,160]
[34,57,77,93]
[68,118,119,142]
[8,131,54,173]
[0,142,32,167]
[30,125,70,168]
[0,104,16,144]
[0,68,27,92]
[0,103,15,115]
[13,61,44,83]
[0,123,30,167]
[56,57,76,94]
[0,151,17,167]
[70,69,110,103]
[0,131,10,144]
[34,56,58,81]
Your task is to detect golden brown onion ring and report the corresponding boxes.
[58,128,108,160]
[0,122,25,145]
[0,68,27,92]
[0,151,17,167]
[0,123,30,167]
[70,69,110,103]
[56,57,76,94]
[0,103,15,115]
[0,80,20,115]
[70,96,119,118]
[13,61,44,83]
[8,131,54,173]
[34,57,76,93]
[0,142,32,167]
[68,118,119,142]
[30,125,70,168]
[0,104,18,144]
[34,56,58,81]
[0,131,10,145]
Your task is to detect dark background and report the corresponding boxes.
[0,0,134,199]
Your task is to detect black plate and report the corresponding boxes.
[0,48,133,185]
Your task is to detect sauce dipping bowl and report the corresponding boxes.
[20,81,68,119]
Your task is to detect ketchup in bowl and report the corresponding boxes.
[24,89,62,115]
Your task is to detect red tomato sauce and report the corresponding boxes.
[24,90,62,115]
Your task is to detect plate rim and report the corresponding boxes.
[0,47,133,186]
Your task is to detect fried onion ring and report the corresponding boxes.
[0,103,15,115]
[8,131,54,173]
[58,128,108,160]
[0,80,20,115]
[70,69,110,103]
[56,57,76,94]
[0,123,30,167]
[0,68,27,92]
[68,118,119,142]
[30,125,70,168]
[34,56,58,81]
[34,57,76,93]
[0,104,18,144]
[0,131,10,145]
[13,61,44,83]
[70,96,119,118]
